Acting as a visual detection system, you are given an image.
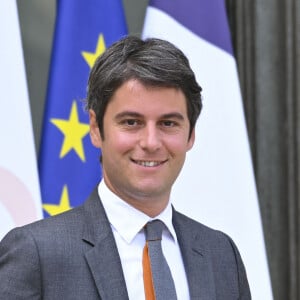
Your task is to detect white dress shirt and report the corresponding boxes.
[98,180,190,299]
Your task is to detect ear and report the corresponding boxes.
[186,128,195,151]
[89,109,102,148]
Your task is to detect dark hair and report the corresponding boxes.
[86,35,202,139]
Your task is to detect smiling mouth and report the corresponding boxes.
[131,159,167,167]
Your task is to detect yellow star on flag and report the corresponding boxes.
[81,33,106,69]
[51,101,90,161]
[43,185,72,216]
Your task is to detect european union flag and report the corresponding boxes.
[39,0,128,217]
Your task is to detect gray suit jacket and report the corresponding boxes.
[0,188,251,299]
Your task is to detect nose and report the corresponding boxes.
[139,124,162,152]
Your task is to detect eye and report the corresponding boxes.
[121,119,142,127]
[161,120,176,127]
[126,119,137,126]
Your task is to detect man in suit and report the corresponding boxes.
[0,36,251,299]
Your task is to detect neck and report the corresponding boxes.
[103,179,170,217]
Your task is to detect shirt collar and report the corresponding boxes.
[98,180,177,244]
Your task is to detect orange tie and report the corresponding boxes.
[143,241,155,300]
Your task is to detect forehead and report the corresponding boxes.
[105,79,188,117]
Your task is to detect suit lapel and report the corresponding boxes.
[81,189,217,299]
[173,210,216,300]
[82,188,129,300]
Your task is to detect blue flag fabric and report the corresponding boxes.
[149,0,233,54]
[39,0,127,217]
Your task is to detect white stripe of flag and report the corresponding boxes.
[0,1,42,240]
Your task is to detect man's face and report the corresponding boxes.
[89,79,195,216]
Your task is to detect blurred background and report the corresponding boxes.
[16,1,300,299]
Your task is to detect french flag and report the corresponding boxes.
[142,1,273,298]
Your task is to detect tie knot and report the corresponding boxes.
[145,220,164,241]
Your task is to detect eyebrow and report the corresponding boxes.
[160,113,185,120]
[114,111,143,120]
[115,111,185,120]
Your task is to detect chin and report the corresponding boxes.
[133,184,168,198]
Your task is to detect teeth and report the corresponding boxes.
[135,161,161,167]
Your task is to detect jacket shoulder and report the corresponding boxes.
[173,210,251,299]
